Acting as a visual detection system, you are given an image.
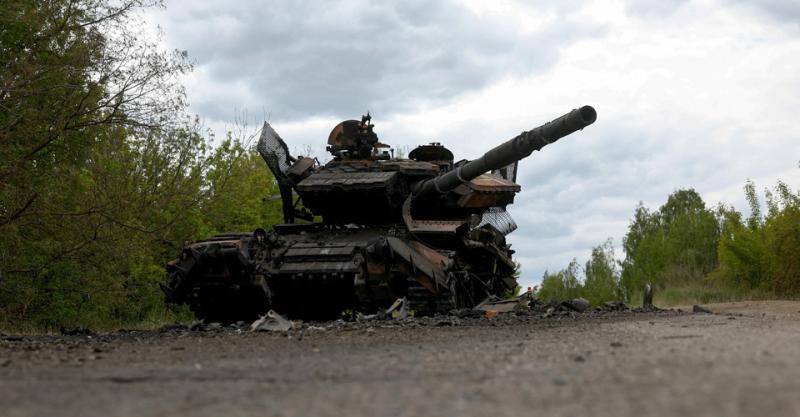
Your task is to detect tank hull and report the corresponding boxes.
[163,224,517,321]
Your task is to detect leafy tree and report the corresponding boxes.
[201,138,283,235]
[583,239,620,305]
[620,203,665,299]
[620,189,718,298]
[712,180,800,295]
[1,0,190,229]
[659,189,719,282]
[763,181,800,294]
[538,259,582,303]
[711,204,768,290]
[0,1,283,329]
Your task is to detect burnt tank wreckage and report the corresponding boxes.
[162,106,597,321]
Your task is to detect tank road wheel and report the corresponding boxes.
[187,276,272,323]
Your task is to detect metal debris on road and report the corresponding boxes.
[386,298,410,319]
[250,310,295,332]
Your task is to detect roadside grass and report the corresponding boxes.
[627,284,778,308]
[0,305,194,335]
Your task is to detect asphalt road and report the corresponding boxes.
[2,301,800,417]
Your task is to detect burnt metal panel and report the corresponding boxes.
[297,171,398,191]
[277,261,359,274]
[385,237,448,289]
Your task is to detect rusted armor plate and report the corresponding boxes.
[297,171,397,191]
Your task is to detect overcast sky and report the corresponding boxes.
[148,0,800,289]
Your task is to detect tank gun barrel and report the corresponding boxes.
[412,105,597,199]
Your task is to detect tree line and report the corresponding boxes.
[538,182,800,306]
[0,1,282,330]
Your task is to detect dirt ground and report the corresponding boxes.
[2,300,800,417]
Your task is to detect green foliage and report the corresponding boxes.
[201,137,284,235]
[537,259,583,303]
[583,239,620,305]
[537,241,621,306]
[619,189,719,299]
[649,285,773,307]
[0,1,282,331]
[711,181,800,296]
[545,182,798,308]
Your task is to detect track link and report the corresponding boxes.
[405,278,455,316]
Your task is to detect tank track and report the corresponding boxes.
[405,277,455,316]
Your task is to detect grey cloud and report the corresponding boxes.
[159,0,606,122]
[624,0,689,18]
[733,0,800,26]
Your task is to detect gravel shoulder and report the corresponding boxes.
[2,304,800,417]
[679,299,800,319]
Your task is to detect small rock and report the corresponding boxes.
[604,301,630,311]
[562,298,590,313]
[435,318,459,326]
[692,305,713,314]
[158,323,189,333]
[610,341,623,348]
[59,327,95,336]
[2,335,24,342]
[453,309,483,318]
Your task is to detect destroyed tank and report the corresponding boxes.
[162,106,597,321]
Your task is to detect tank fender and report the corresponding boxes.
[385,237,449,291]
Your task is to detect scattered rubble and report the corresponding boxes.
[474,294,533,313]
[0,295,685,347]
[603,301,630,311]
[59,327,95,336]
